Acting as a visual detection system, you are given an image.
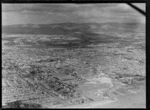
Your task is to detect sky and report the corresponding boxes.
[2,3,145,26]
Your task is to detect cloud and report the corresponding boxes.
[2,4,76,13]
[2,3,145,25]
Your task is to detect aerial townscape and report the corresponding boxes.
[2,3,146,108]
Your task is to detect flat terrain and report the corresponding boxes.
[63,87,145,108]
[2,23,145,108]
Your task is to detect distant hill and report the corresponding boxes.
[2,22,145,35]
